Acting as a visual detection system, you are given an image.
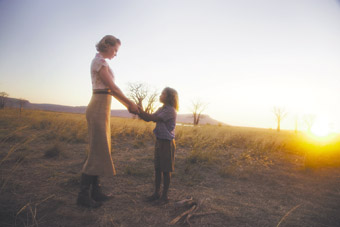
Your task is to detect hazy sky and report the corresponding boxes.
[1,0,340,131]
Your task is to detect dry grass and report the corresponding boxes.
[44,143,63,158]
[1,108,340,226]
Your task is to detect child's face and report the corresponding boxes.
[160,91,167,103]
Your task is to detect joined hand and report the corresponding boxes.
[128,104,140,115]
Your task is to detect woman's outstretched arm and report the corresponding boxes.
[98,66,139,114]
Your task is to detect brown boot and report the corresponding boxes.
[91,176,112,202]
[77,174,102,208]
[146,169,162,202]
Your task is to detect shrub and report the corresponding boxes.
[44,143,62,158]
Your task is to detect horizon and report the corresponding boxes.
[6,96,340,136]
[2,95,226,124]
[1,0,340,134]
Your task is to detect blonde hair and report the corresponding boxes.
[96,35,121,52]
[163,87,179,111]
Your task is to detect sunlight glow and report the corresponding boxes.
[306,132,336,144]
[311,118,331,137]
[305,117,339,144]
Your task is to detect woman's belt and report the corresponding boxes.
[93,89,112,95]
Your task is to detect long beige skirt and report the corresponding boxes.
[82,94,116,177]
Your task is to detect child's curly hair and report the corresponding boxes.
[163,87,179,111]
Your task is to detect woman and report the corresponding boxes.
[77,35,139,208]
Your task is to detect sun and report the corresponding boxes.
[306,116,337,144]
[311,119,330,137]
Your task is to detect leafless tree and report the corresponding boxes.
[18,98,28,116]
[127,82,159,114]
[0,92,9,109]
[144,91,158,114]
[191,100,207,126]
[294,115,299,134]
[273,107,287,132]
[303,114,316,132]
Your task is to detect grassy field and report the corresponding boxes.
[1,108,340,227]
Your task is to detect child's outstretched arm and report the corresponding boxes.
[138,106,160,122]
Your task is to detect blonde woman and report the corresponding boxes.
[77,35,139,208]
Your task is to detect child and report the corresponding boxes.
[138,87,178,204]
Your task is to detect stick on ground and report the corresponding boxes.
[276,204,302,227]
[170,205,197,225]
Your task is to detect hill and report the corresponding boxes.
[3,97,226,125]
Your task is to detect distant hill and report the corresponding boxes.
[3,97,227,125]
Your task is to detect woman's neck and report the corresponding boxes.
[99,52,109,59]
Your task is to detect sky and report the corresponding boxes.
[1,0,340,132]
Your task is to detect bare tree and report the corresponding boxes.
[0,92,9,109]
[127,82,159,114]
[303,114,316,132]
[144,91,158,114]
[18,98,28,116]
[294,115,299,134]
[273,107,287,132]
[191,100,207,126]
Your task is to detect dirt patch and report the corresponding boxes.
[1,137,340,227]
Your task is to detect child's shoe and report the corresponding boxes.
[146,192,160,202]
[159,194,169,204]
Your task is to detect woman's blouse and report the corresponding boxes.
[90,53,114,90]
